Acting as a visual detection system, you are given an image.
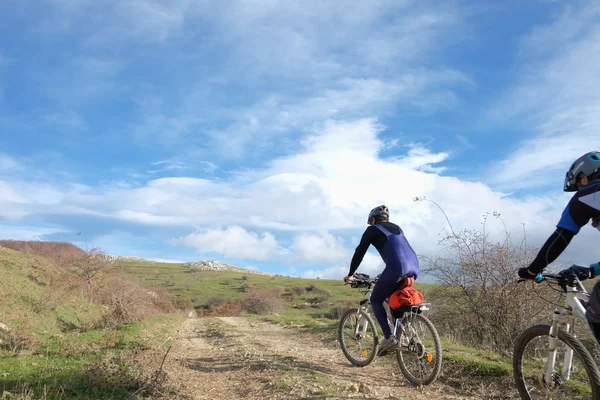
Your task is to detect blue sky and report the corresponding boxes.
[1,0,600,279]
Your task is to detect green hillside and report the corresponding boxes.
[4,241,592,399]
[0,246,184,399]
[115,259,437,311]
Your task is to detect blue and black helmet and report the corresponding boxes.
[564,151,600,192]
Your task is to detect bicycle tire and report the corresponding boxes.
[338,308,379,367]
[396,313,442,385]
[513,324,600,399]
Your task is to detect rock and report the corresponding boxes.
[359,382,375,395]
[185,260,275,276]
[347,383,359,393]
[188,310,197,318]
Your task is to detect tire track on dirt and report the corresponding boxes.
[162,316,489,399]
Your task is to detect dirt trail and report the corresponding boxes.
[157,315,489,400]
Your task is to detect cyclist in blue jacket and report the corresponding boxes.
[344,205,420,355]
[518,151,600,340]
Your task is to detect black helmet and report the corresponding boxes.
[564,151,600,192]
[368,205,389,224]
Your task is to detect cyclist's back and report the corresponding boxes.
[344,205,420,355]
[351,221,419,280]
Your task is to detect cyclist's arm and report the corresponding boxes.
[526,228,576,274]
[527,190,598,274]
[348,227,376,276]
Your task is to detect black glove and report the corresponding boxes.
[518,267,542,281]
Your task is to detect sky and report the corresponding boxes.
[1,0,600,281]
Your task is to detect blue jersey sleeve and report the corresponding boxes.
[556,181,600,234]
[557,205,582,234]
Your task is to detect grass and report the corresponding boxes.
[5,242,594,398]
[0,247,185,399]
[116,259,514,382]
[113,259,437,316]
[0,313,184,399]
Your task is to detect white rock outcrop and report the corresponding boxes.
[186,260,274,276]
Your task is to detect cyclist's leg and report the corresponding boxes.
[585,279,600,343]
[371,271,401,339]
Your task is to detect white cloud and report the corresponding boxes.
[171,225,282,260]
[6,118,591,278]
[1,118,569,236]
[490,3,600,188]
[291,232,349,264]
[0,181,29,220]
[0,153,20,171]
[303,252,385,280]
[107,1,470,157]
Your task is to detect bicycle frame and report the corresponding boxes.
[546,278,591,385]
[354,283,426,341]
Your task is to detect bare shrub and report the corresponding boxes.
[145,286,177,313]
[60,247,110,301]
[208,299,244,316]
[271,286,284,298]
[78,352,145,395]
[206,296,227,310]
[78,348,176,399]
[416,198,558,351]
[172,297,193,310]
[240,283,251,292]
[242,288,284,315]
[94,271,175,328]
[32,287,65,313]
[293,286,306,295]
[305,284,318,292]
[0,325,35,355]
[326,305,353,320]
[241,275,248,280]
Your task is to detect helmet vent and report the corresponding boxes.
[591,154,600,161]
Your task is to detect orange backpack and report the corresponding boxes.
[389,285,424,309]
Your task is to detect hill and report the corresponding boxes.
[3,239,593,399]
[0,239,85,262]
[0,245,185,399]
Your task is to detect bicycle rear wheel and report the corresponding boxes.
[395,313,442,385]
[338,308,379,367]
[513,324,600,399]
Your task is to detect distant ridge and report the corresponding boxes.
[186,260,274,276]
[0,240,274,276]
[106,255,184,264]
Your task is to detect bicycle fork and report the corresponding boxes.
[545,310,575,386]
[354,308,370,339]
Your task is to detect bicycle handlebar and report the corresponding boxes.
[517,264,591,291]
[345,273,378,288]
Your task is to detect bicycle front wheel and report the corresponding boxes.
[338,308,379,367]
[513,324,600,399]
[396,313,442,386]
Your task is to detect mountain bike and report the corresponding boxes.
[514,265,600,399]
[338,273,442,386]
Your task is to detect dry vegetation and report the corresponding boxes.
[415,200,567,352]
[0,240,186,399]
[0,240,178,332]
